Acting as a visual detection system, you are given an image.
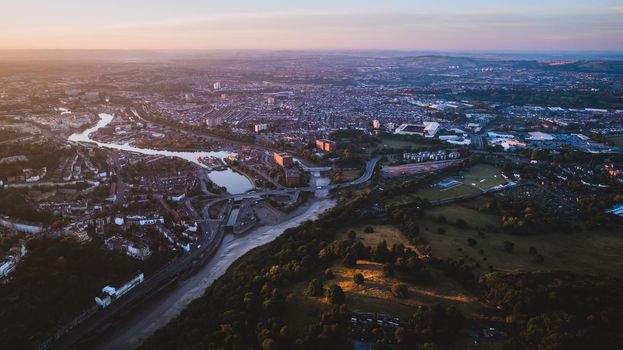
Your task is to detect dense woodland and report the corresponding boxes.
[0,189,57,224]
[481,272,623,349]
[140,191,623,349]
[0,142,68,180]
[457,89,623,109]
[0,237,173,349]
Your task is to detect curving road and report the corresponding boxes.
[49,157,380,350]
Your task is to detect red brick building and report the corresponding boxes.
[284,169,300,187]
[274,152,294,167]
[315,139,336,152]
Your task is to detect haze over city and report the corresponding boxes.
[1,0,623,50]
[1,2,623,350]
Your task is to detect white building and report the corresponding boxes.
[95,272,145,307]
[394,122,440,138]
[527,131,554,141]
[254,124,268,133]
[0,217,44,234]
[127,243,151,260]
[0,259,16,278]
[126,215,165,226]
[205,116,223,128]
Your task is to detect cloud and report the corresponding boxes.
[612,7,623,13]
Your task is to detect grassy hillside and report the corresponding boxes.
[140,189,623,350]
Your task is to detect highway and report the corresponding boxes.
[48,156,380,350]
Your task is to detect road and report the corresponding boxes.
[50,218,221,350]
[183,156,381,207]
[49,156,380,350]
[196,168,216,195]
[90,200,336,350]
[111,152,127,203]
[249,165,284,189]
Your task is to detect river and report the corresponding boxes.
[93,198,336,350]
[68,113,254,194]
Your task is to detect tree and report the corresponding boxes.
[419,343,442,350]
[374,240,390,263]
[0,237,13,251]
[503,241,515,253]
[305,278,323,297]
[262,338,275,350]
[535,254,545,264]
[326,284,345,304]
[456,219,468,229]
[347,230,357,240]
[383,263,395,277]
[391,283,409,298]
[529,246,537,255]
[364,226,374,233]
[467,238,477,247]
[353,273,364,285]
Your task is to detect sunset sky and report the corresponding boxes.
[1,0,622,51]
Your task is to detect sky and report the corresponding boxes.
[0,0,622,51]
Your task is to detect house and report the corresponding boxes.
[127,242,151,260]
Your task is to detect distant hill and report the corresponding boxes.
[397,55,623,73]
[399,55,482,68]
[543,60,623,74]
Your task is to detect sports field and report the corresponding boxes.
[381,159,464,177]
[415,164,507,202]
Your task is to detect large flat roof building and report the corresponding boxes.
[315,139,336,152]
[274,152,294,167]
[394,122,440,138]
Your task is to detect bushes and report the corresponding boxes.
[391,283,409,298]
[503,240,515,253]
[480,271,623,350]
[353,273,364,285]
[139,198,368,350]
[326,284,345,304]
[394,305,465,349]
[305,279,324,297]
[0,237,161,348]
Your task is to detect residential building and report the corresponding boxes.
[274,152,293,167]
[285,169,300,187]
[315,139,336,152]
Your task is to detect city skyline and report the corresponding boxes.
[1,0,622,51]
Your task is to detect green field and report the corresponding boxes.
[415,164,507,202]
[606,134,623,147]
[426,204,502,230]
[417,216,623,278]
[366,136,430,154]
[379,138,428,149]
